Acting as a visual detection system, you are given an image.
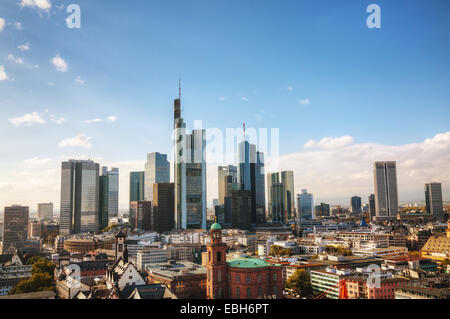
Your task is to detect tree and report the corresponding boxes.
[269,245,292,257]
[285,269,312,298]
[439,258,450,273]
[8,257,55,295]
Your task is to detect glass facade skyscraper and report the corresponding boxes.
[281,170,295,221]
[130,171,145,206]
[297,189,314,220]
[144,152,170,202]
[373,161,398,220]
[59,159,100,235]
[425,182,444,220]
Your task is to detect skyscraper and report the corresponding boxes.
[266,172,280,220]
[99,168,109,230]
[153,183,175,233]
[231,190,252,230]
[107,167,119,220]
[373,161,399,220]
[350,196,362,213]
[254,151,266,225]
[130,171,145,207]
[368,194,376,221]
[297,189,314,220]
[144,152,170,201]
[281,171,295,221]
[173,86,207,229]
[425,182,444,220]
[238,140,252,191]
[1,205,29,254]
[218,165,237,205]
[37,203,53,220]
[59,159,100,235]
[270,182,285,224]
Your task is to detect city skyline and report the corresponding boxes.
[0,0,450,212]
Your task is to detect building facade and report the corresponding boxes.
[425,182,444,220]
[144,152,170,202]
[297,189,314,220]
[37,203,53,220]
[373,161,399,220]
[2,206,29,253]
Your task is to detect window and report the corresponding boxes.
[236,287,240,298]
[247,288,251,298]
[273,273,277,281]
[258,287,263,298]
[217,251,221,262]
[273,286,278,296]
[218,287,223,298]
[258,275,262,283]
[208,251,211,262]
[246,275,251,283]
[218,269,222,282]
[236,274,240,283]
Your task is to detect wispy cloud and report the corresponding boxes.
[8,54,24,64]
[241,96,248,102]
[0,65,8,81]
[50,115,65,124]
[58,134,92,148]
[74,76,84,84]
[9,112,46,126]
[299,98,310,105]
[287,85,294,91]
[51,54,68,72]
[13,22,23,30]
[0,18,5,32]
[218,96,226,102]
[83,115,118,124]
[22,157,52,166]
[18,43,30,51]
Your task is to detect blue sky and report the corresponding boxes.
[0,0,449,212]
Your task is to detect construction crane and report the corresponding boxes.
[313,279,348,299]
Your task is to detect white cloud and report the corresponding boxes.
[8,54,24,64]
[74,76,84,84]
[18,43,30,51]
[274,132,450,204]
[19,0,52,10]
[9,112,46,126]
[299,98,310,105]
[50,115,65,124]
[287,85,294,91]
[51,54,68,72]
[241,96,248,102]
[58,134,92,148]
[47,81,54,86]
[0,65,8,81]
[218,96,226,102]
[83,115,118,124]
[13,22,23,30]
[107,115,118,123]
[304,136,355,150]
[0,18,5,32]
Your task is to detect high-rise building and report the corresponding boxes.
[231,190,252,230]
[107,167,119,220]
[59,160,100,235]
[153,183,175,233]
[315,203,330,217]
[266,172,280,220]
[130,171,145,207]
[254,152,266,225]
[37,203,53,220]
[98,169,109,230]
[425,183,444,220]
[144,152,170,202]
[368,194,376,221]
[297,189,314,220]
[218,165,237,205]
[129,201,152,231]
[2,205,29,253]
[173,88,207,230]
[281,171,295,221]
[238,140,252,191]
[270,182,285,224]
[373,161,399,220]
[351,196,362,213]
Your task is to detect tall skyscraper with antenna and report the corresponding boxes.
[173,81,207,229]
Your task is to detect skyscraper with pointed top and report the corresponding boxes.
[173,81,207,229]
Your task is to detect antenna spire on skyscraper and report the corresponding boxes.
[243,122,246,140]
[179,78,181,100]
